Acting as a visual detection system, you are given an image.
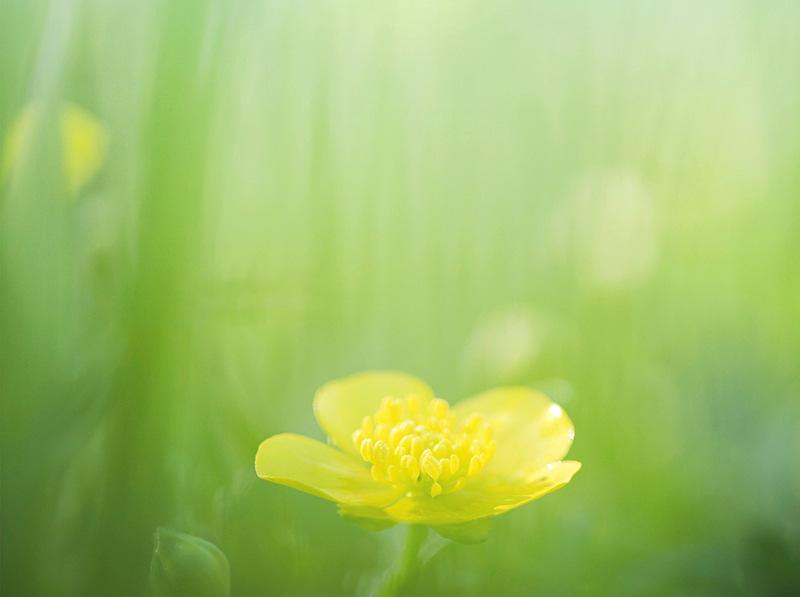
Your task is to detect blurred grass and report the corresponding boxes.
[2,1,800,596]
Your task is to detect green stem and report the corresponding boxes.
[376,525,427,597]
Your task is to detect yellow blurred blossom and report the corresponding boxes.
[2,102,106,196]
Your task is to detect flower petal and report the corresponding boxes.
[383,461,581,525]
[255,433,402,508]
[313,371,435,455]
[453,387,575,476]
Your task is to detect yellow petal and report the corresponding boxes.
[255,433,401,508]
[453,387,575,477]
[383,460,581,525]
[313,371,434,456]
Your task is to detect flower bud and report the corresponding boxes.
[149,528,230,597]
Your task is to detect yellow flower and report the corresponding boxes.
[2,102,107,197]
[255,371,580,538]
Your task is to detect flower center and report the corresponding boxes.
[352,395,496,498]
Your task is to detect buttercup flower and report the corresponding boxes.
[2,102,106,196]
[255,371,580,538]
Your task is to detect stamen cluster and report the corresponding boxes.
[352,394,496,498]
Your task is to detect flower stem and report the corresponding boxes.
[376,525,427,597]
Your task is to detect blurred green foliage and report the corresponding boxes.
[2,1,799,596]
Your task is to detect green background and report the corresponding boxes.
[2,1,799,595]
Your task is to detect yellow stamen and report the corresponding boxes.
[373,440,389,465]
[468,455,483,476]
[430,398,449,419]
[433,440,451,458]
[404,455,420,480]
[353,394,495,498]
[420,449,441,480]
[410,436,423,459]
[362,416,374,435]
[375,424,389,442]
[359,438,373,461]
[439,458,452,481]
[398,435,413,452]
[463,413,483,433]
[352,429,365,447]
[387,465,403,484]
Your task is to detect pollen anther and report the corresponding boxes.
[359,438,373,461]
[352,394,495,497]
[468,455,483,476]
